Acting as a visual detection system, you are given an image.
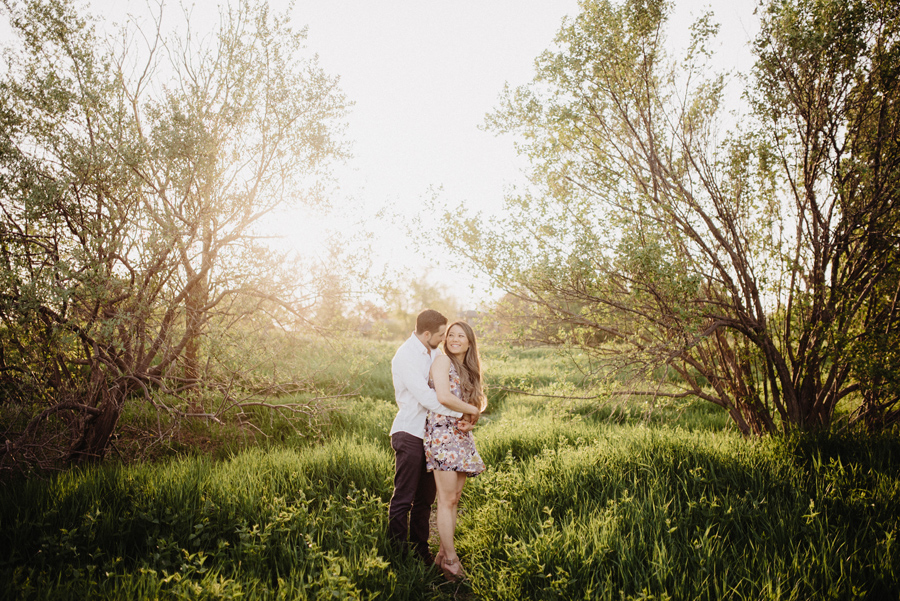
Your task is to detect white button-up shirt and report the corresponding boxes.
[389,333,462,438]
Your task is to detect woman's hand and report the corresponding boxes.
[457,410,480,432]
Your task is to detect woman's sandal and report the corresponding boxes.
[441,556,466,581]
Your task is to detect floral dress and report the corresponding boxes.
[424,363,485,476]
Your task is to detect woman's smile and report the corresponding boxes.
[445,324,470,356]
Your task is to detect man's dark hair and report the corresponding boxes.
[416,309,448,334]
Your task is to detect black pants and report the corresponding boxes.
[388,431,434,561]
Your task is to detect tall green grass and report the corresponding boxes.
[2,343,898,599]
[462,422,900,600]
[1,436,414,600]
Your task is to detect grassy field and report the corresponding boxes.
[1,343,899,600]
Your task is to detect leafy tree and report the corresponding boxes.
[452,0,900,434]
[0,0,349,466]
[751,0,900,429]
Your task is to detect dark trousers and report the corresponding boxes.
[388,431,435,561]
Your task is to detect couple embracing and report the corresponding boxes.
[388,309,486,581]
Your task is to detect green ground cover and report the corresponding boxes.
[1,344,898,599]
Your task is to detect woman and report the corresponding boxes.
[424,320,487,580]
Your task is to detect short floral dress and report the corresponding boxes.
[424,363,485,476]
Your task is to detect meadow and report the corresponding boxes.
[1,341,898,600]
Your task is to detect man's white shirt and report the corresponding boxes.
[389,333,463,438]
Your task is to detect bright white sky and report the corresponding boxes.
[4,0,761,309]
[284,0,761,310]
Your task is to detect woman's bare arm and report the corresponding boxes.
[430,356,480,416]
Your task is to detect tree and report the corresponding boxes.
[451,0,900,434]
[751,0,900,430]
[131,1,349,382]
[0,0,349,467]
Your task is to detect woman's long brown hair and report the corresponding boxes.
[442,320,487,411]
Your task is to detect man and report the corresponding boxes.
[388,309,479,565]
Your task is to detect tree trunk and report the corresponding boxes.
[184,283,206,384]
[67,395,122,464]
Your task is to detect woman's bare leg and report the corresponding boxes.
[434,470,467,563]
[452,472,467,535]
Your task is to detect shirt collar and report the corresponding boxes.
[409,331,444,358]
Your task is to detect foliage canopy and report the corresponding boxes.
[0,0,350,467]
[457,0,900,434]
